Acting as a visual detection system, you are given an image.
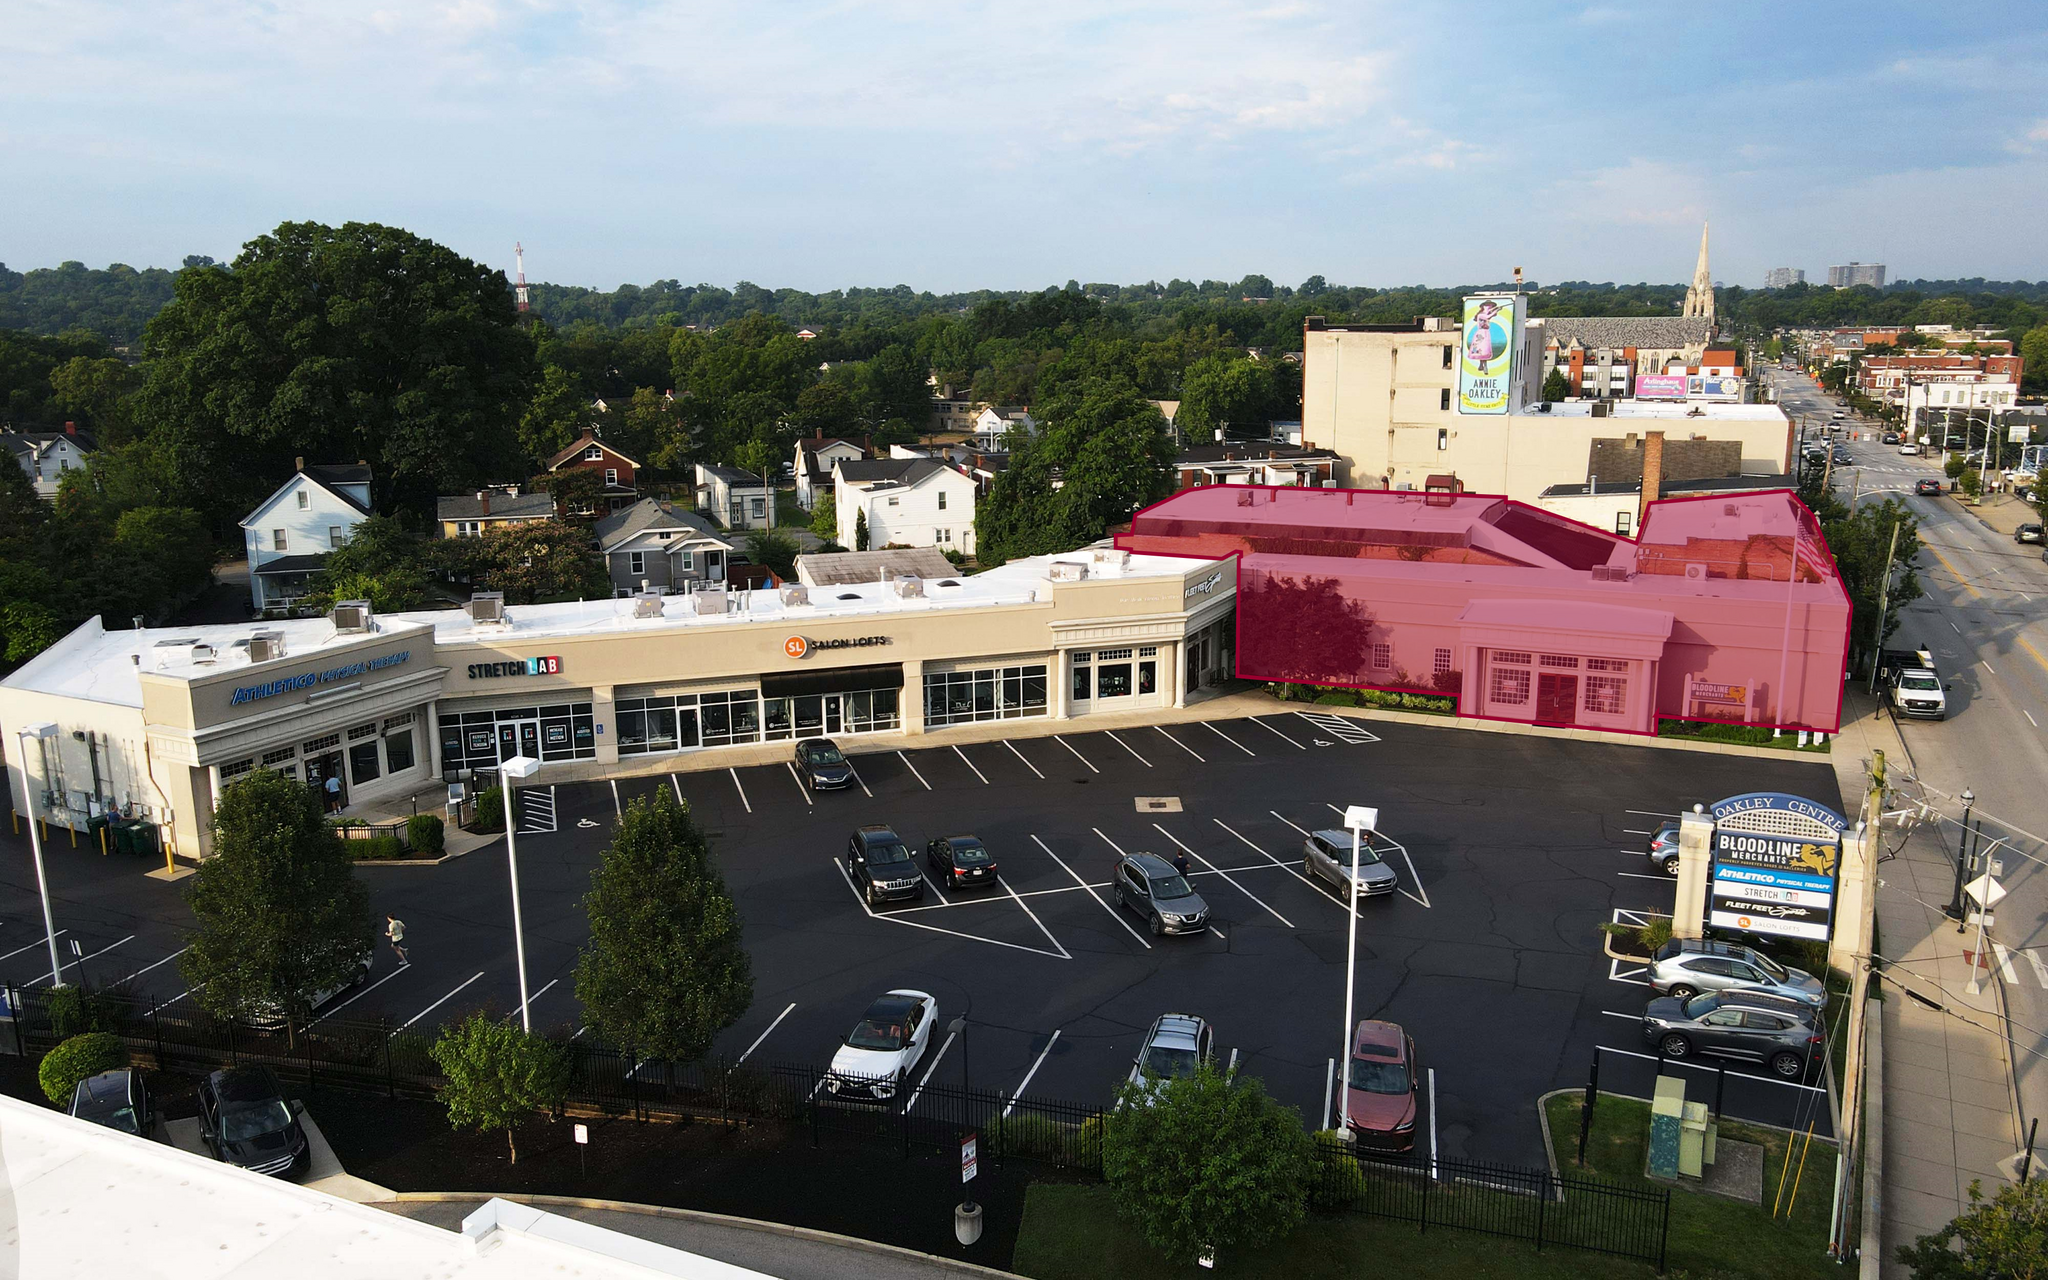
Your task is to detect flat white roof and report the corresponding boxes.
[1517,402,1787,420]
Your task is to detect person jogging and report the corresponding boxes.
[384,914,409,965]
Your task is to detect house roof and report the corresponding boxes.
[1539,474,1794,499]
[239,468,373,528]
[303,464,370,489]
[798,437,870,482]
[1,430,99,455]
[544,431,641,471]
[250,552,332,576]
[1539,317,1715,351]
[594,498,728,552]
[1175,444,1338,466]
[698,462,773,488]
[435,491,557,522]
[795,547,958,587]
[834,458,953,488]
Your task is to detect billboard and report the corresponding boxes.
[1634,374,1688,400]
[1458,296,1520,414]
[1688,375,1743,402]
[1706,792,1844,943]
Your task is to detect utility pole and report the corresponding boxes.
[1828,750,1885,1259]
[1867,520,1901,694]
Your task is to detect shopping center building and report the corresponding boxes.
[0,548,1238,859]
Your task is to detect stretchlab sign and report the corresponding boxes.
[783,635,890,660]
[467,656,562,679]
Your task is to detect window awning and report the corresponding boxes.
[760,662,905,698]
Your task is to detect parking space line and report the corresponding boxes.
[0,930,65,964]
[953,746,990,785]
[1322,804,1430,908]
[37,934,135,985]
[1618,871,1671,882]
[1153,726,1204,761]
[1004,1031,1062,1117]
[1625,809,1678,819]
[846,761,876,797]
[1227,1046,1239,1074]
[394,971,485,1036]
[835,862,1068,958]
[1052,736,1099,773]
[311,963,412,1024]
[1248,716,1307,750]
[1607,959,1653,986]
[1597,1044,1830,1095]
[725,770,751,813]
[1214,818,1336,906]
[1004,741,1046,780]
[163,982,206,1008]
[785,762,815,806]
[1322,1058,1335,1131]
[112,946,189,987]
[738,1003,797,1064]
[903,1029,959,1114]
[515,976,561,1023]
[1151,824,1292,927]
[610,779,623,816]
[1599,1010,1639,1022]
[897,751,933,790]
[1204,722,1256,755]
[1002,875,1073,959]
[1105,732,1152,767]
[2021,948,2048,988]
[1039,834,1150,949]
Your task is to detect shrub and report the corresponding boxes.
[1313,690,1361,707]
[362,834,405,860]
[1308,1133,1367,1210]
[994,1112,1079,1163]
[471,785,506,833]
[1598,917,1672,956]
[47,983,128,1038]
[1961,468,1983,498]
[407,814,445,857]
[39,1032,126,1105]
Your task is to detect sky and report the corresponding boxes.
[6,1,2048,293]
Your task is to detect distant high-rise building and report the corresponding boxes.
[1764,267,1806,289]
[1828,262,1886,289]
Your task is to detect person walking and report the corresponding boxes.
[1171,851,1190,878]
[384,914,409,965]
[324,772,343,814]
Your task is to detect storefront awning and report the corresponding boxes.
[760,662,905,698]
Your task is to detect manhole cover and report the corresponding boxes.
[1137,797,1183,813]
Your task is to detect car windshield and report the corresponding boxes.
[847,1016,908,1051]
[1139,1045,1199,1079]
[866,841,911,866]
[1149,874,1195,900]
[807,745,845,765]
[949,841,992,866]
[1900,675,1940,691]
[82,1100,142,1134]
[1326,839,1384,867]
[1348,1057,1410,1094]
[1750,951,1790,981]
[221,1099,292,1142]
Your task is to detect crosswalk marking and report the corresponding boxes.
[1991,941,2019,984]
[1292,711,1381,744]
[2023,947,2048,989]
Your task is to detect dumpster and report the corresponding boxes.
[111,817,159,858]
[87,813,113,853]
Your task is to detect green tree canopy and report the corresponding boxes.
[1542,367,1570,402]
[444,518,607,604]
[429,1012,571,1163]
[976,377,1175,565]
[304,515,439,613]
[1898,1176,2048,1279]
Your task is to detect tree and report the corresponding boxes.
[518,364,593,465]
[854,507,870,551]
[745,528,800,581]
[38,1032,127,1105]
[1179,354,1278,440]
[533,467,604,522]
[304,515,439,613]
[180,770,375,1028]
[1542,367,1571,402]
[1898,1176,2048,1278]
[576,789,751,1062]
[48,355,139,441]
[1235,571,1376,686]
[2022,326,2048,393]
[808,494,837,541]
[1102,1062,1315,1267]
[429,1012,570,1163]
[458,519,608,604]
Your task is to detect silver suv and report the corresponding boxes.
[1648,938,1825,1009]
[1124,1012,1214,1104]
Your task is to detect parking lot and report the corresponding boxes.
[0,709,1845,1167]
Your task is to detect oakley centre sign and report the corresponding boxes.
[784,635,891,660]
[1706,791,1845,943]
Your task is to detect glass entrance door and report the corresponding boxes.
[496,720,540,763]
[824,694,843,735]
[793,696,824,737]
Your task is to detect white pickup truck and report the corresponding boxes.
[1879,647,1947,720]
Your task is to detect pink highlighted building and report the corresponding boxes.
[1116,485,1850,736]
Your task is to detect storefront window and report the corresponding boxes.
[384,727,415,774]
[1138,659,1156,695]
[924,665,1049,727]
[440,704,599,773]
[1072,655,1091,702]
[1584,675,1627,715]
[1097,663,1132,699]
[349,739,382,784]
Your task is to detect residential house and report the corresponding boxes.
[3,426,96,500]
[695,462,776,530]
[833,457,977,555]
[795,435,871,510]
[967,405,1036,450]
[239,461,373,613]
[594,498,735,597]
[545,431,640,513]
[1172,444,1339,491]
[435,486,557,538]
[889,443,1008,498]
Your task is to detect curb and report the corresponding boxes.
[1298,701,1833,760]
[377,1191,1028,1279]
[1535,1088,1572,1200]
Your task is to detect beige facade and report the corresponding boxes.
[1,550,1238,861]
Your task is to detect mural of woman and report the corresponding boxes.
[1465,300,1501,373]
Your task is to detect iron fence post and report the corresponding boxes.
[383,1017,395,1098]
[1535,1177,1545,1251]
[1657,1189,1671,1274]
[306,1021,316,1093]
[1578,1052,1599,1166]
[151,998,165,1071]
[1420,1155,1429,1235]
[227,1013,238,1065]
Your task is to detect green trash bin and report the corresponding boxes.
[87,813,113,854]
[125,819,160,860]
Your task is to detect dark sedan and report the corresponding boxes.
[926,835,999,890]
[1914,479,1944,496]
[196,1066,308,1177]
[794,739,855,791]
[70,1068,153,1138]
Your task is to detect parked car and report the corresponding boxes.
[1914,478,1944,496]
[1640,990,1825,1079]
[1303,828,1399,899]
[246,953,372,1031]
[825,989,937,1101]
[925,834,999,890]
[847,825,923,905]
[1123,1012,1213,1104]
[1343,1020,1420,1151]
[1646,820,1681,876]
[1111,851,1210,936]
[1647,938,1826,1008]
[69,1068,153,1138]
[794,739,855,791]
[1882,432,1900,445]
[1830,410,1846,420]
[2017,524,2044,546]
[195,1066,308,1177]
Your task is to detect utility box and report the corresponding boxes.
[1648,1076,1685,1179]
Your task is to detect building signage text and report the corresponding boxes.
[229,650,411,705]
[1707,791,1845,942]
[783,635,891,660]
[1185,570,1225,600]
[467,656,563,679]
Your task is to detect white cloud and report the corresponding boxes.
[1550,158,1712,228]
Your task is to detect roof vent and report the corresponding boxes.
[778,583,811,607]
[1236,489,1256,507]
[467,592,506,625]
[888,575,924,599]
[692,586,729,616]
[246,630,287,663]
[1089,548,1131,574]
[331,600,374,634]
[189,644,218,665]
[1047,561,1089,582]
[631,591,665,619]
[1684,563,1709,581]
[936,579,962,588]
[837,592,862,601]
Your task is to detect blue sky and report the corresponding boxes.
[6,1,2046,292]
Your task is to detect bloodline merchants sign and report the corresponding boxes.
[1707,791,1845,943]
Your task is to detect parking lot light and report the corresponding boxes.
[1337,806,1378,1139]
[501,755,542,1032]
[18,721,64,989]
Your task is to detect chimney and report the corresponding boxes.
[63,422,77,435]
[295,456,305,472]
[1638,431,1665,532]
[477,490,491,517]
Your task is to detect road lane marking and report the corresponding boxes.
[1323,804,1430,908]
[1052,736,1099,773]
[1619,872,1673,881]
[953,746,990,785]
[2028,710,2041,729]
[1248,716,1307,750]
[1203,722,1256,755]
[36,935,136,985]
[394,971,485,1035]
[1227,1046,1239,1074]
[1105,732,1153,767]
[1045,834,1150,949]
[311,962,412,1024]
[112,946,189,987]
[1004,1030,1062,1116]
[785,762,815,806]
[1153,726,1205,761]
[1949,620,1962,634]
[2021,949,2048,989]
[1004,741,1046,779]
[1922,542,1984,600]
[738,1003,797,1064]
[726,769,751,813]
[1151,823,1292,926]
[1001,874,1072,958]
[1323,1058,1335,1131]
[1983,660,1996,675]
[1991,941,2019,984]
[897,751,933,790]
[903,1029,958,1114]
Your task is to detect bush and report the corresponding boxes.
[1313,690,1361,707]
[407,813,445,857]
[1946,455,1968,480]
[470,785,506,833]
[1598,917,1672,956]
[46,983,128,1038]
[1961,468,1983,498]
[1307,1134,1367,1210]
[39,1032,126,1104]
[362,834,405,860]
[994,1112,1083,1164]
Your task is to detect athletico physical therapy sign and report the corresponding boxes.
[1706,791,1844,942]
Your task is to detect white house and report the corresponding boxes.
[2,428,97,500]
[833,458,977,556]
[239,462,373,614]
[794,436,870,510]
[967,405,1036,450]
[594,498,736,596]
[694,462,776,530]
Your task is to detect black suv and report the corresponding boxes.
[926,835,999,890]
[1640,990,1825,1079]
[196,1065,308,1177]
[848,825,923,905]
[795,739,855,791]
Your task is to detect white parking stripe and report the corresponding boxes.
[1153,726,1204,761]
[903,1029,959,1114]
[0,930,65,964]
[672,774,685,803]
[726,769,751,813]
[846,762,876,797]
[897,751,933,790]
[1004,1031,1061,1117]
[785,762,814,806]
[1618,872,1672,881]
[393,971,485,1035]
[1002,874,1072,959]
[1227,1046,1239,1074]
[1042,834,1150,949]
[611,779,622,816]
[36,935,135,985]
[1105,732,1152,767]
[112,946,189,988]
[1151,824,1292,927]
[1269,811,1312,838]
[311,962,412,1024]
[514,976,561,1023]
[953,746,990,785]
[1322,1058,1335,1131]
[1052,736,1099,773]
[1004,741,1046,779]
[1324,804,1430,908]
[1204,722,1256,756]
[1248,716,1307,749]
[836,862,1068,959]
[738,1003,797,1064]
[1213,818,1336,906]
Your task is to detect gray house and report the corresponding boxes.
[594,498,736,597]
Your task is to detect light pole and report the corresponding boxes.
[17,722,64,988]
[1336,804,1377,1138]
[1946,788,1976,923]
[948,1014,982,1245]
[500,755,541,1031]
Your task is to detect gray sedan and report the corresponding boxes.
[1304,829,1399,899]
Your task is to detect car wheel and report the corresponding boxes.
[866,883,878,907]
[1666,984,1697,1000]
[1659,1034,1692,1059]
[1661,856,1681,877]
[1770,1052,1805,1079]
[1149,912,1164,937]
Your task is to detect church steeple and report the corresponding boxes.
[1681,222,1714,322]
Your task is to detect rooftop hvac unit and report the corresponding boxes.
[692,586,729,616]
[1089,548,1131,573]
[1236,489,1257,507]
[246,630,287,663]
[188,644,218,665]
[331,600,374,633]
[779,583,811,607]
[631,592,665,619]
[1047,561,1089,582]
[1684,563,1708,581]
[1590,565,1633,583]
[888,575,924,599]
[467,592,506,624]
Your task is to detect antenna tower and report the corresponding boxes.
[514,242,530,314]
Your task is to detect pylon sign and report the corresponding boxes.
[1707,792,1845,942]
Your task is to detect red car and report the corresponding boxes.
[1342,1021,1419,1151]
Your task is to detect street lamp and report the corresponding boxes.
[500,754,541,1031]
[1946,788,1976,924]
[17,722,64,988]
[1336,804,1377,1138]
